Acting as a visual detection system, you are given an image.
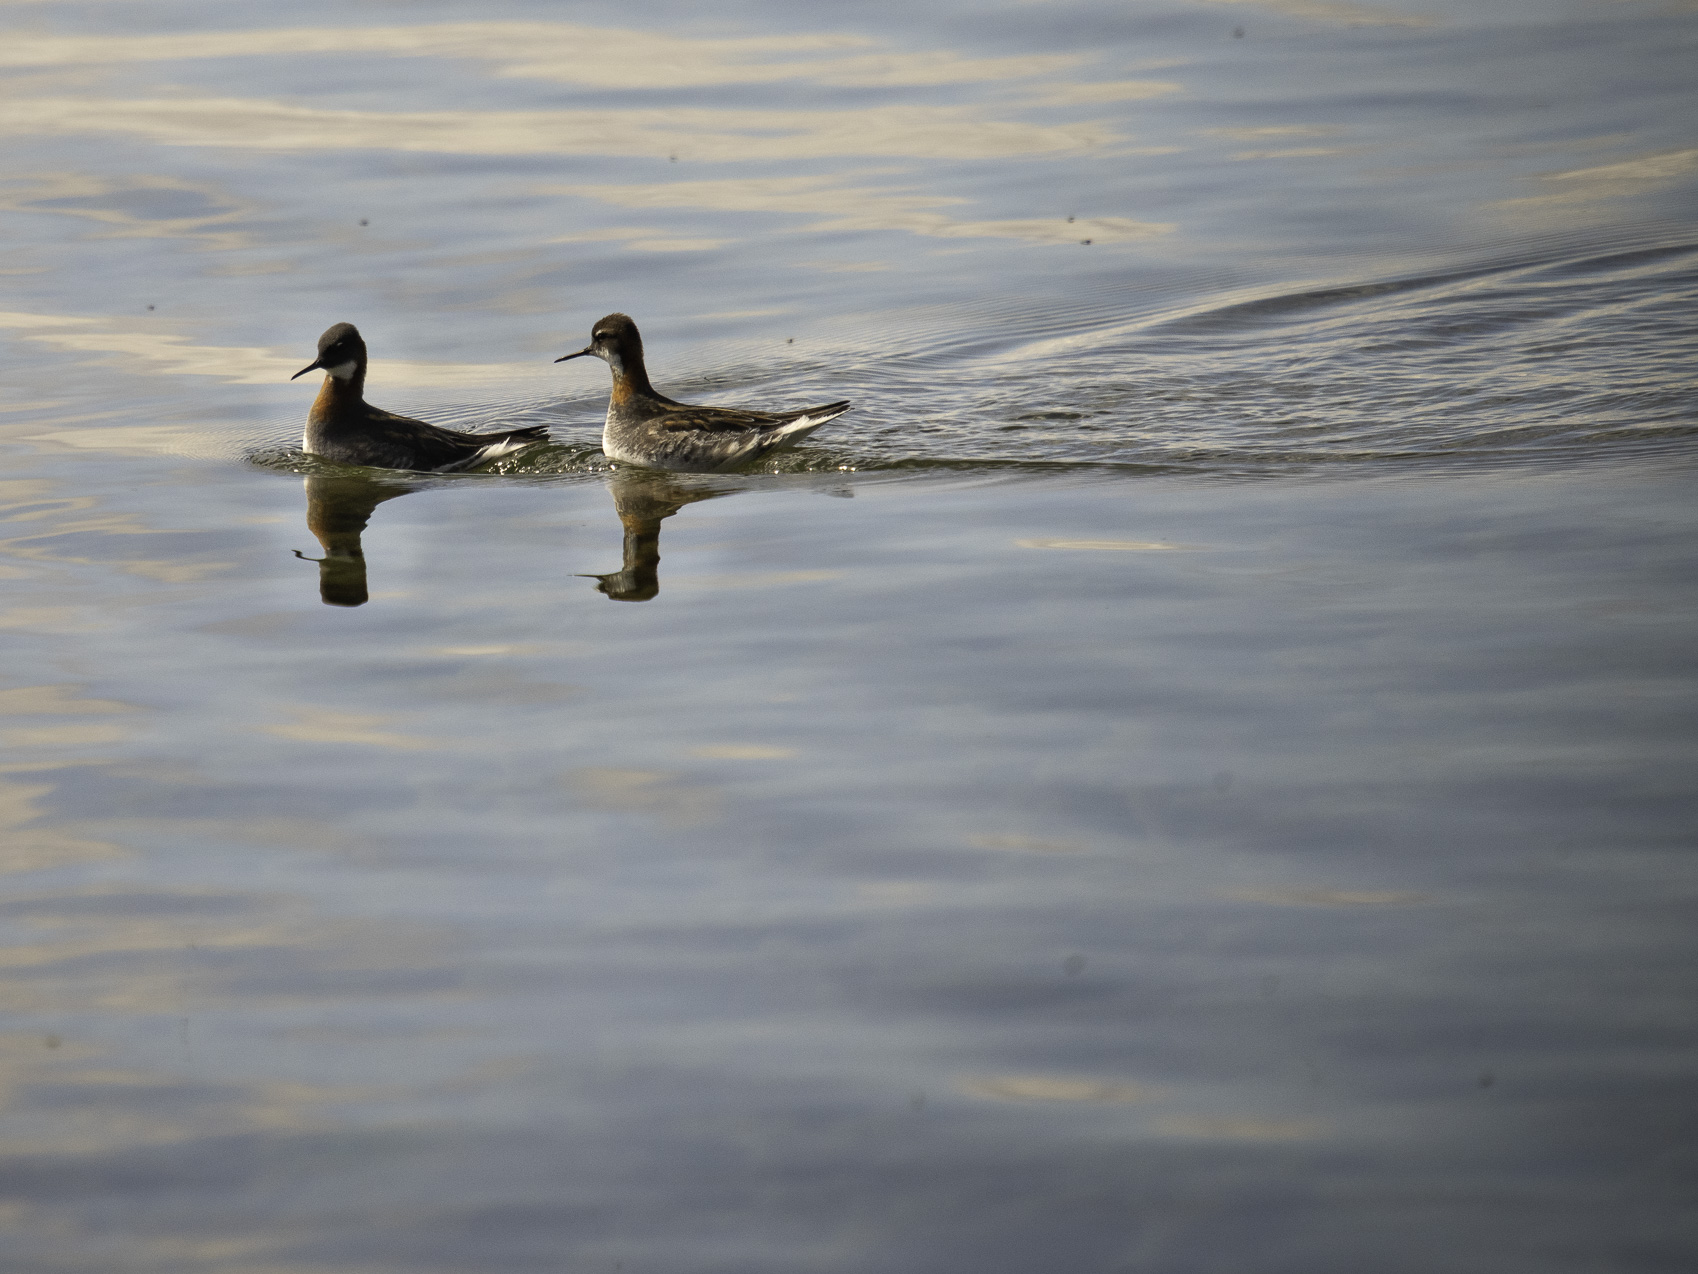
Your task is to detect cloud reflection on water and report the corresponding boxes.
[0,23,1083,91]
[1153,1114,1328,1141]
[0,685,136,717]
[0,172,254,249]
[0,774,125,874]
[3,97,1121,162]
[551,226,730,254]
[1494,146,1698,212]
[959,1074,1156,1103]
[260,707,440,750]
[567,766,721,826]
[1192,0,1434,27]
[0,872,478,1194]
[1,309,537,392]
[0,471,235,582]
[552,175,1172,245]
[1,723,129,748]
[1021,79,1183,105]
[1,4,1693,1268]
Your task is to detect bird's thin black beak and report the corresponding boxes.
[290,358,324,381]
[554,345,594,363]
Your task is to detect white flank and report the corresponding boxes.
[432,432,537,473]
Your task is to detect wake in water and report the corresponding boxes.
[824,238,1698,475]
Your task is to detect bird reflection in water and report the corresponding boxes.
[586,469,734,601]
[294,473,417,607]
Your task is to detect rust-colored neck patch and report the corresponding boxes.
[310,371,365,423]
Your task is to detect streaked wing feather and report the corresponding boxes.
[658,402,848,435]
[660,409,783,435]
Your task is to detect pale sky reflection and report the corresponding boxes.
[1230,146,1351,160]
[666,570,842,590]
[1154,1114,1328,1140]
[0,23,1082,91]
[0,892,473,1159]
[566,767,721,827]
[552,227,729,253]
[0,97,1119,162]
[0,776,124,874]
[550,176,1171,245]
[1191,0,1436,27]
[260,707,438,751]
[960,1074,1155,1103]
[0,172,254,249]
[1494,146,1698,210]
[965,833,1084,854]
[1225,886,1433,907]
[0,684,136,716]
[0,309,534,389]
[1,1033,421,1156]
[1022,80,1183,105]
[1,723,128,747]
[0,492,235,580]
[1203,125,1346,139]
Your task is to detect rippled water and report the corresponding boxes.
[3,2,1696,1271]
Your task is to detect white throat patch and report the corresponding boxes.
[324,360,358,380]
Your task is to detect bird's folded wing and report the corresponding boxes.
[659,408,782,434]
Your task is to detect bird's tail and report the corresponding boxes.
[769,401,851,447]
[439,424,552,472]
[480,423,551,456]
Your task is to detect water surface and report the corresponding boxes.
[2,2,1696,1270]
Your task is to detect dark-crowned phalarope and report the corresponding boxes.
[554,313,850,472]
[293,323,549,472]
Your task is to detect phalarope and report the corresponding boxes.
[293,323,549,472]
[554,313,850,472]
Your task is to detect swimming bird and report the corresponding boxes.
[292,323,549,472]
[554,313,850,472]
